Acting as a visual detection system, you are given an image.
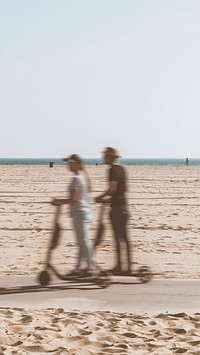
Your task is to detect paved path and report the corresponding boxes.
[0,276,199,313]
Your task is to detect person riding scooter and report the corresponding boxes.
[52,154,94,276]
[95,147,132,275]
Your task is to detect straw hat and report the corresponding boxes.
[63,154,82,164]
[103,147,120,158]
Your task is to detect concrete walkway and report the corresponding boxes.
[0,275,199,313]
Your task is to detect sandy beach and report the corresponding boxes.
[0,164,200,353]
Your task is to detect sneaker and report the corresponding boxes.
[66,269,80,277]
[85,270,94,277]
[121,270,132,276]
[110,266,122,275]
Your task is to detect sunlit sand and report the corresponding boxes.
[0,164,199,353]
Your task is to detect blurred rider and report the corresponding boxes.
[52,154,93,275]
[95,147,132,274]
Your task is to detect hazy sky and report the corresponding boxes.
[1,0,200,158]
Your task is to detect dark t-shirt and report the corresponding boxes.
[109,165,126,207]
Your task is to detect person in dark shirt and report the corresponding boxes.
[95,147,132,274]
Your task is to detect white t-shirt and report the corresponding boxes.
[69,173,89,211]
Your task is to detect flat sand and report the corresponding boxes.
[0,164,200,353]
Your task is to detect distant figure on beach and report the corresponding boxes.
[51,154,94,275]
[95,147,132,275]
[185,157,189,166]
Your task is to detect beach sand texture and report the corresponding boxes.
[1,308,200,354]
[0,164,199,278]
[0,164,200,354]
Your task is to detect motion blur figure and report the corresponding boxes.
[96,147,132,274]
[52,154,94,275]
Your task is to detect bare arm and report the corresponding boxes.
[95,181,117,202]
[51,188,81,206]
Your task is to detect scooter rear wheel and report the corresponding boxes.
[137,266,152,283]
[38,270,51,286]
[96,270,111,288]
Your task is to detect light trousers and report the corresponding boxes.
[72,209,93,270]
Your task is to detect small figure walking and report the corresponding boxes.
[185,157,189,166]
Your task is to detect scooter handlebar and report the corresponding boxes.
[95,198,111,205]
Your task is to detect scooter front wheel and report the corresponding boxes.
[38,270,51,286]
[96,270,111,288]
[137,266,153,283]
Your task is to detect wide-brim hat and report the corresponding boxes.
[63,154,82,164]
[103,147,120,158]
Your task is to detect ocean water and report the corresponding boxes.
[0,158,199,166]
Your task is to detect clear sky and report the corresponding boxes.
[1,0,200,159]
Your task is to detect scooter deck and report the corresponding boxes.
[58,273,101,282]
[110,265,153,283]
[38,265,111,288]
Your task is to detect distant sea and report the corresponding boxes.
[0,158,199,166]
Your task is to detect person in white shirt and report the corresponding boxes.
[52,154,93,275]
